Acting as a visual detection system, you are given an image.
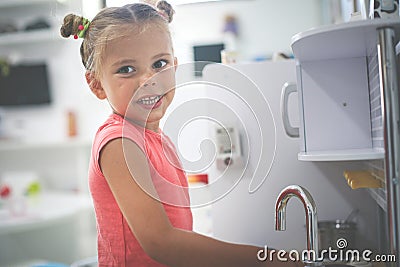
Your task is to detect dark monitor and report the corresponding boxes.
[0,63,51,106]
[193,43,225,77]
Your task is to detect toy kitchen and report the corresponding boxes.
[192,2,400,267]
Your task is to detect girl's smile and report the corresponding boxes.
[136,94,165,109]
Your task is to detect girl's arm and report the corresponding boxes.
[100,138,300,267]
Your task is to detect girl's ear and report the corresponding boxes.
[85,71,107,100]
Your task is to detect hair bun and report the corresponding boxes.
[156,1,175,23]
[60,13,85,38]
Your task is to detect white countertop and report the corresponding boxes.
[0,192,93,235]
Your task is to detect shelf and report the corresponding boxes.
[291,19,397,162]
[0,29,62,46]
[0,0,65,9]
[291,18,400,62]
[298,148,385,161]
[0,192,93,235]
[0,138,92,152]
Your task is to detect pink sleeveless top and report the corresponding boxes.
[88,114,193,267]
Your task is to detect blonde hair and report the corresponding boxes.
[60,1,175,79]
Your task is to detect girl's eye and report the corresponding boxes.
[152,60,168,70]
[117,66,135,74]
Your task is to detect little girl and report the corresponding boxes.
[60,2,302,266]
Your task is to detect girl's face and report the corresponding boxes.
[92,24,177,132]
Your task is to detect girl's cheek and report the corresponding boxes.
[159,72,176,93]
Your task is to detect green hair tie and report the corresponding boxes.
[0,59,9,77]
[74,18,90,39]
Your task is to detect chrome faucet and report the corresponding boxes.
[275,185,319,264]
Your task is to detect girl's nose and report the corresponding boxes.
[140,71,156,88]
[143,81,156,87]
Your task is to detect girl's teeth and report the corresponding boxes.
[138,95,161,105]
